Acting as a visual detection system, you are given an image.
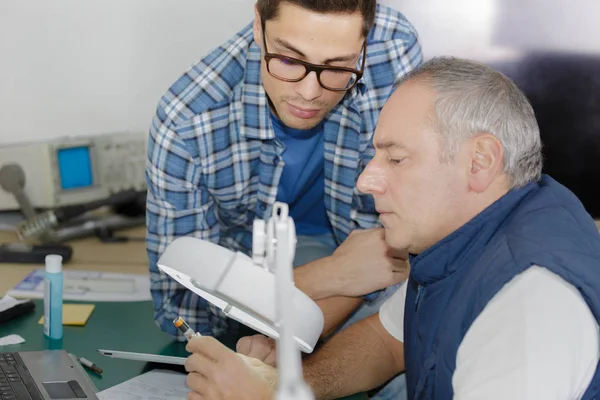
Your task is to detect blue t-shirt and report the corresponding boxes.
[271,113,332,236]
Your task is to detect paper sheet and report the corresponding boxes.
[97,369,190,400]
[0,296,28,313]
[38,304,96,326]
[0,334,26,346]
[7,269,151,302]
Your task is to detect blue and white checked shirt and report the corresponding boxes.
[146,4,423,340]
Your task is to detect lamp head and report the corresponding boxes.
[156,236,324,353]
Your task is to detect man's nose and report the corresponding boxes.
[295,71,322,102]
[357,160,387,194]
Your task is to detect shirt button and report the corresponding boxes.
[259,203,267,211]
[273,156,280,165]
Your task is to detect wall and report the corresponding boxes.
[1,0,598,215]
[380,0,600,60]
[0,0,254,145]
[380,0,600,217]
[4,0,598,146]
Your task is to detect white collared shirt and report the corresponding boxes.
[379,266,600,399]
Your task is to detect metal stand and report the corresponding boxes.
[0,164,144,243]
[253,203,315,400]
[43,213,145,243]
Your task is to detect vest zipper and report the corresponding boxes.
[415,285,425,313]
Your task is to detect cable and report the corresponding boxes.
[17,189,142,240]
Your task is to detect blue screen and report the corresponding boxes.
[57,146,93,190]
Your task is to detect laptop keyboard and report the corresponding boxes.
[0,353,42,400]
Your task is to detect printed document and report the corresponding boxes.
[97,370,190,400]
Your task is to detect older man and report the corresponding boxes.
[183,57,600,400]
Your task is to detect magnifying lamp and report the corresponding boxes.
[158,203,317,399]
[156,206,324,354]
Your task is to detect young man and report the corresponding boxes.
[145,0,420,343]
[182,57,600,400]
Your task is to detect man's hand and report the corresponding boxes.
[236,334,277,367]
[185,336,276,400]
[329,228,408,298]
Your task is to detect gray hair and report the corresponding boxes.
[399,56,543,188]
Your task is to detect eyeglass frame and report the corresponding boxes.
[260,21,367,92]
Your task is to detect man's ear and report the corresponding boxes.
[467,134,504,193]
[253,5,263,49]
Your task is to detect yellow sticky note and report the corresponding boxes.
[38,304,95,326]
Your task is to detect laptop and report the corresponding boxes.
[0,350,99,400]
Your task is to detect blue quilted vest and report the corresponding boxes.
[404,174,600,399]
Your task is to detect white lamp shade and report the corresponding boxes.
[156,236,324,353]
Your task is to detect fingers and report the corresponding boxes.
[236,335,275,363]
[236,336,252,355]
[263,349,277,367]
[187,391,204,400]
[186,336,235,361]
[243,359,280,388]
[247,335,274,360]
[345,227,383,241]
[390,258,408,273]
[186,372,209,395]
[186,339,275,400]
[185,353,213,377]
[238,348,277,367]
[388,247,409,260]
[389,271,407,286]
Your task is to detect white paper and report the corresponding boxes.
[0,334,26,346]
[0,295,28,313]
[97,369,190,400]
[6,269,151,302]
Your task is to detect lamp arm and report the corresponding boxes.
[271,203,315,400]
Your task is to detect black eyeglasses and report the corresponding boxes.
[261,24,366,92]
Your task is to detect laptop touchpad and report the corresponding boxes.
[43,380,88,399]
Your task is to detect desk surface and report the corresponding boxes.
[0,226,148,295]
[0,225,366,400]
[0,300,184,391]
[0,226,175,393]
[1,218,598,400]
[0,300,365,400]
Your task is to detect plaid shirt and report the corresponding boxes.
[146,4,423,339]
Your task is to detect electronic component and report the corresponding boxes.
[173,316,201,340]
[0,131,147,211]
[17,189,142,240]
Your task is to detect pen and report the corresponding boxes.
[173,316,202,341]
[78,357,103,375]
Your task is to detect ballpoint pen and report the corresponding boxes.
[78,356,103,375]
[173,316,202,341]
